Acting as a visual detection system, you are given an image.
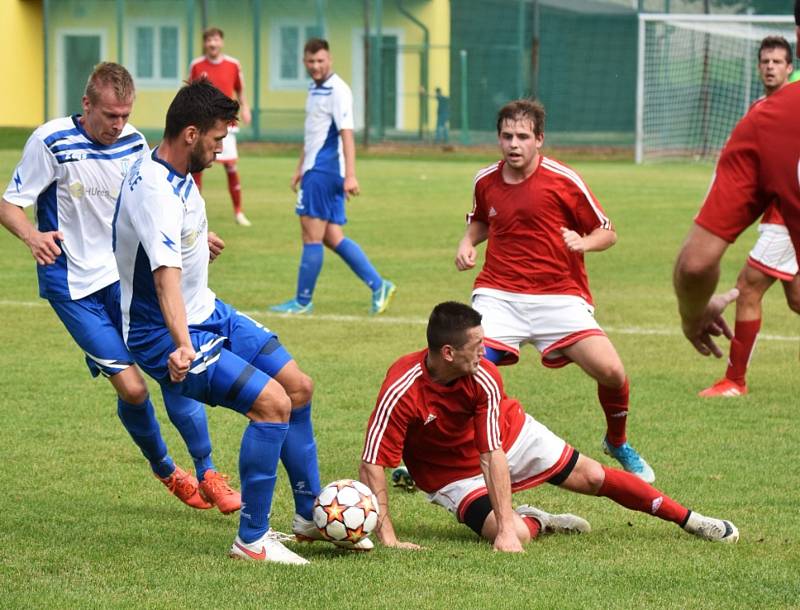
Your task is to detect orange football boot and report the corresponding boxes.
[698,378,747,397]
[199,470,242,514]
[157,465,213,509]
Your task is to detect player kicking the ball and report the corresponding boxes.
[360,302,738,552]
[455,99,654,482]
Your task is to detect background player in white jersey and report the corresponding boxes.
[454,99,654,483]
[270,38,395,316]
[113,79,365,564]
[360,302,738,551]
[698,36,800,398]
[0,63,239,513]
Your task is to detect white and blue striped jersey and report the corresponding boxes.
[113,148,216,346]
[301,73,354,177]
[2,116,145,301]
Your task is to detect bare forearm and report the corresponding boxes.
[480,450,516,534]
[341,129,357,180]
[153,267,192,349]
[582,227,617,252]
[464,221,488,247]
[359,461,397,545]
[674,225,727,323]
[0,200,34,243]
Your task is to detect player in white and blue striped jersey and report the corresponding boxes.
[0,63,239,513]
[270,38,395,316]
[114,79,353,564]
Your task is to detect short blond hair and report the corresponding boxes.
[85,62,135,104]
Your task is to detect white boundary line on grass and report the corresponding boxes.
[2,298,798,342]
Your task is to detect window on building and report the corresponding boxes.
[271,22,324,89]
[131,22,181,87]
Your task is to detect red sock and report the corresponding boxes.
[725,318,761,385]
[520,515,541,539]
[225,163,242,214]
[597,466,689,525]
[192,171,203,191]
[598,378,629,446]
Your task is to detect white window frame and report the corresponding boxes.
[127,19,183,89]
[269,19,326,91]
[56,28,108,117]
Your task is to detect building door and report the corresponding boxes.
[61,34,102,116]
[369,35,398,130]
[351,29,403,132]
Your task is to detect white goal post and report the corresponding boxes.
[635,14,795,163]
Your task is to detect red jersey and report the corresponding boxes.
[468,156,612,305]
[361,350,526,493]
[696,81,800,251]
[189,55,243,99]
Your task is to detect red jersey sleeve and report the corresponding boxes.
[472,364,505,453]
[571,179,612,235]
[695,113,767,242]
[189,60,202,81]
[234,60,244,94]
[467,164,497,225]
[361,361,420,467]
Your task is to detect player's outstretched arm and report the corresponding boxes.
[480,449,524,553]
[455,222,488,271]
[153,266,196,382]
[359,461,421,550]
[0,199,64,265]
[674,224,736,357]
[560,226,617,254]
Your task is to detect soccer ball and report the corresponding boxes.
[312,479,379,544]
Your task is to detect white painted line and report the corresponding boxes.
[1,299,797,342]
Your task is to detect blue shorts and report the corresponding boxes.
[295,170,347,225]
[132,300,293,414]
[49,282,133,378]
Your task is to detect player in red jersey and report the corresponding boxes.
[698,36,800,398]
[359,302,738,551]
[189,27,252,226]
[453,99,654,483]
[674,3,800,360]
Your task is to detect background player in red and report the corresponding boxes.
[359,302,739,551]
[674,3,800,359]
[189,27,252,226]
[698,36,800,398]
[454,99,654,482]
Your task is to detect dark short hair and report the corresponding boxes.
[164,78,239,140]
[304,38,330,55]
[426,302,483,352]
[759,35,792,64]
[203,27,224,40]
[496,99,545,137]
[85,62,135,104]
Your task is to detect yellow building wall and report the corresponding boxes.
[0,0,44,127]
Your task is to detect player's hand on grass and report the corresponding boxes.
[25,229,64,265]
[455,240,477,270]
[168,346,196,383]
[682,288,739,357]
[560,227,585,253]
[207,231,225,262]
[383,538,422,550]
[344,176,360,199]
[493,530,524,553]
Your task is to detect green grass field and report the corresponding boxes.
[0,148,798,609]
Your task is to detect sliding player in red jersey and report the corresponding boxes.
[454,99,654,482]
[675,2,800,362]
[698,36,800,398]
[189,27,252,226]
[360,302,738,551]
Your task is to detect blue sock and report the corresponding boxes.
[117,398,174,478]
[280,403,321,520]
[483,346,507,365]
[295,243,324,305]
[334,237,382,291]
[238,421,289,543]
[162,387,215,481]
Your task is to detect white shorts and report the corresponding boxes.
[747,223,798,281]
[215,126,239,162]
[472,290,605,368]
[425,414,574,523]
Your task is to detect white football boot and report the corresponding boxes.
[515,504,592,534]
[292,514,374,551]
[683,511,739,543]
[229,529,310,564]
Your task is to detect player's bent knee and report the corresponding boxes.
[562,455,605,495]
[248,381,291,423]
[291,372,314,407]
[110,368,149,404]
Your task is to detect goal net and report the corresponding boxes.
[636,14,795,163]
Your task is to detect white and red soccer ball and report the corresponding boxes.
[313,479,379,544]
